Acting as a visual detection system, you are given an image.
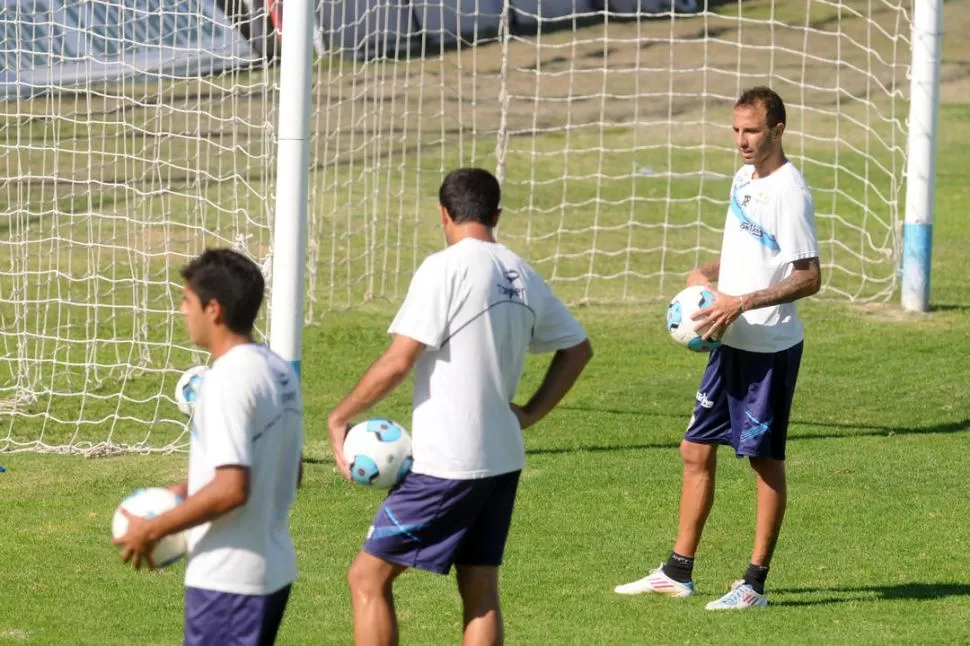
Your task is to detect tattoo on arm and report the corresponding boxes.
[746,258,821,310]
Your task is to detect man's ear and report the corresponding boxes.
[438,204,451,225]
[491,208,502,228]
[205,299,224,326]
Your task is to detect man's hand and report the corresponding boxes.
[327,414,353,482]
[686,268,713,289]
[686,260,719,289]
[510,403,534,431]
[112,509,157,570]
[691,290,744,341]
[167,480,188,501]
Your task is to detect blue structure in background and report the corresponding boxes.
[316,0,700,60]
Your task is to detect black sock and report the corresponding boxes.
[661,551,695,583]
[743,563,770,594]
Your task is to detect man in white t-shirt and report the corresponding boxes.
[114,248,304,644]
[327,168,593,646]
[614,87,821,610]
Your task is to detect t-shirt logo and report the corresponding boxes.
[731,191,780,252]
[497,269,525,299]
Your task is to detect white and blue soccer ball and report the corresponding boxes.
[343,418,413,489]
[112,487,187,567]
[666,285,721,352]
[175,365,207,417]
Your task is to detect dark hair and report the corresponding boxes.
[180,248,264,336]
[735,86,787,129]
[438,168,501,226]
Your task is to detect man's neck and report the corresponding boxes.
[448,223,496,245]
[753,151,788,179]
[207,332,254,360]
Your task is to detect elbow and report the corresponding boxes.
[571,338,594,367]
[809,272,822,296]
[228,489,249,512]
[386,354,415,383]
[222,482,249,512]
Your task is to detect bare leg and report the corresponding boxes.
[456,565,503,646]
[672,440,719,557]
[748,457,787,566]
[347,551,408,646]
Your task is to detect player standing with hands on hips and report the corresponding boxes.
[615,87,821,609]
[328,168,593,645]
[114,248,304,644]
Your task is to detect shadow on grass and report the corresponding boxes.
[523,407,969,456]
[770,583,970,607]
[301,410,969,461]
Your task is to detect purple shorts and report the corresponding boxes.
[184,584,291,646]
[684,342,803,460]
[363,470,521,575]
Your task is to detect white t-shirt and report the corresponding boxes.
[718,162,819,353]
[388,238,587,480]
[185,344,303,596]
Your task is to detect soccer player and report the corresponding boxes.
[614,86,821,609]
[327,168,593,646]
[114,248,304,644]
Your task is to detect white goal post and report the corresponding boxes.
[0,0,924,453]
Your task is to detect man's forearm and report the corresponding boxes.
[743,266,820,311]
[147,475,247,542]
[521,340,593,427]
[330,356,410,424]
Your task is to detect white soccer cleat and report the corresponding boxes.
[614,564,694,598]
[704,582,768,610]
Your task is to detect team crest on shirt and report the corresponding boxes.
[497,268,525,299]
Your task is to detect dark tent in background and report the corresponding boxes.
[313,0,701,60]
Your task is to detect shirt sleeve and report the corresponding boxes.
[529,281,587,354]
[776,184,819,264]
[198,369,256,468]
[387,255,451,349]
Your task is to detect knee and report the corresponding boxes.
[680,441,715,473]
[348,558,382,600]
[749,457,786,484]
[457,567,500,611]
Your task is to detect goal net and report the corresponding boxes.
[0,0,912,453]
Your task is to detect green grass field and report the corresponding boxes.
[1,111,969,643]
[3,2,970,643]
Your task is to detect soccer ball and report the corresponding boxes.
[175,365,207,416]
[343,418,413,489]
[112,487,188,567]
[666,285,721,352]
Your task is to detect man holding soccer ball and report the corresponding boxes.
[113,249,304,644]
[328,168,593,645]
[615,87,821,609]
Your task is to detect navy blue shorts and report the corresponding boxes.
[184,584,291,646]
[363,470,521,575]
[684,342,803,460]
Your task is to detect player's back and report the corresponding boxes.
[186,344,303,595]
[392,238,582,479]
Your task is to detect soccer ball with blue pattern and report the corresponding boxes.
[175,365,207,417]
[112,487,187,567]
[343,418,413,489]
[666,285,721,352]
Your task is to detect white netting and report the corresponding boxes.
[0,0,913,452]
